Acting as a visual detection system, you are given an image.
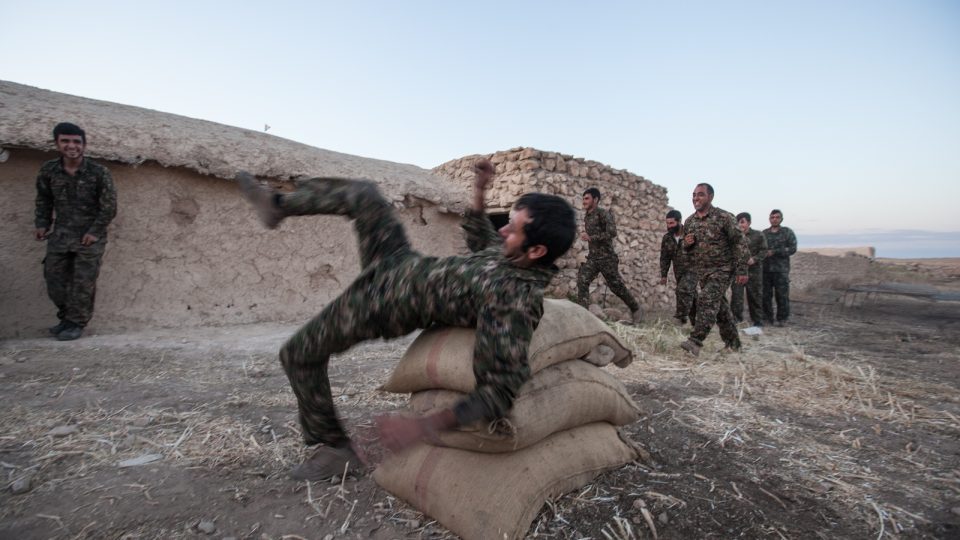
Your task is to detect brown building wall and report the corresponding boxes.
[0,149,463,338]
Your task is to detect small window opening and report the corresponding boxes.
[488,212,509,230]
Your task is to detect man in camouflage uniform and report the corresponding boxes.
[659,209,697,325]
[576,187,643,323]
[34,122,118,341]
[238,159,576,481]
[730,212,767,327]
[679,183,749,357]
[762,209,798,326]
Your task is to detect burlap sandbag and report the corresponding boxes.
[408,360,641,452]
[382,298,632,394]
[373,422,637,540]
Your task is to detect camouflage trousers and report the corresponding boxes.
[688,268,740,348]
[762,271,791,323]
[43,248,105,327]
[674,270,698,324]
[277,178,418,447]
[576,254,639,313]
[730,268,763,325]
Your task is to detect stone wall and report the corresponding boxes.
[799,246,876,259]
[434,148,671,314]
[791,251,874,292]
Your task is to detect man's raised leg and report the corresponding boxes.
[238,173,411,268]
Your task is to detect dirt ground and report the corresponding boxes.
[2,259,958,539]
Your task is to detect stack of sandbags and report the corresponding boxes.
[374,299,641,540]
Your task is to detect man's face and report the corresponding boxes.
[665,217,678,231]
[55,134,85,160]
[692,185,712,212]
[738,217,751,233]
[769,212,783,228]
[582,194,597,211]
[500,207,534,263]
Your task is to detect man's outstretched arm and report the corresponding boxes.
[463,159,501,252]
[376,285,540,452]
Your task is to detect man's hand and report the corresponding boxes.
[375,409,457,453]
[35,228,49,241]
[684,233,696,246]
[659,277,668,286]
[736,275,749,285]
[375,414,426,453]
[472,159,495,211]
[747,257,755,266]
[474,159,495,191]
[80,233,99,246]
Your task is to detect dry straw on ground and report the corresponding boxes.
[2,306,956,538]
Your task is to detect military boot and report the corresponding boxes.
[290,444,363,482]
[237,171,283,229]
[56,322,83,341]
[48,320,69,335]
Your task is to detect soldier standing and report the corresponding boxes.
[576,187,643,323]
[762,209,798,326]
[34,122,117,341]
[730,212,767,326]
[238,159,576,481]
[679,183,749,357]
[659,209,696,325]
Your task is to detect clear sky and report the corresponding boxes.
[3,1,959,255]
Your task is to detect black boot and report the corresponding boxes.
[237,171,283,229]
[56,322,84,341]
[48,320,69,335]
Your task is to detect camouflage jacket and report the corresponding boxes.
[762,226,797,273]
[385,209,557,426]
[682,206,749,276]
[659,227,690,278]
[35,158,117,253]
[743,228,768,276]
[584,207,619,259]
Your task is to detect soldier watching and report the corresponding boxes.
[730,212,767,327]
[659,209,696,325]
[576,187,643,323]
[762,209,798,326]
[34,122,118,341]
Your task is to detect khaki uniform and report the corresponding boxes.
[276,178,556,447]
[762,226,797,323]
[576,207,639,312]
[34,158,117,327]
[730,228,767,325]
[660,226,697,321]
[682,207,749,348]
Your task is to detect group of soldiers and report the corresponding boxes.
[574,184,797,357]
[662,185,797,357]
[33,120,795,479]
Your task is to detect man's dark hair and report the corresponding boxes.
[53,122,86,144]
[515,193,576,266]
[666,209,682,221]
[736,212,752,223]
[696,182,714,196]
[582,187,601,200]
[770,209,783,218]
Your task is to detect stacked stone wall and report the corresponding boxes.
[435,148,671,314]
[791,251,873,292]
